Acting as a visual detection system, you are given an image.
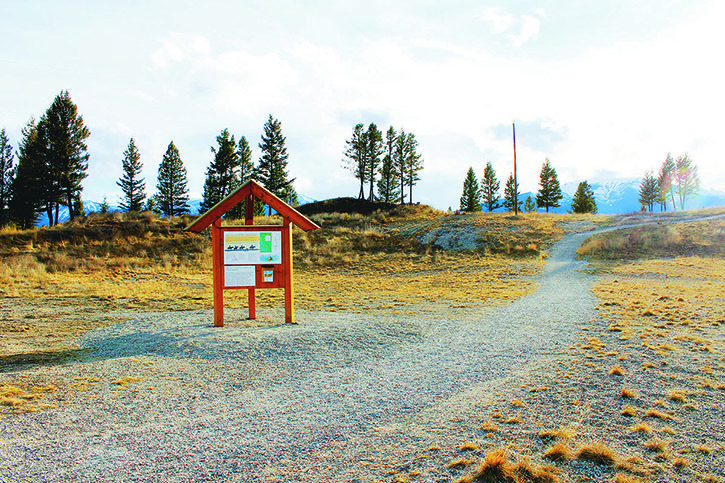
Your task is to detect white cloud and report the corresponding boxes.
[150,32,212,68]
[477,7,541,48]
[508,15,541,48]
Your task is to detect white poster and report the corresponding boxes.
[224,265,256,287]
[224,231,282,265]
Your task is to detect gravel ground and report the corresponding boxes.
[0,225,697,483]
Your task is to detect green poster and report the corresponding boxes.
[260,232,273,253]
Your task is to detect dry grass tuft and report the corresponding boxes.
[448,457,476,469]
[111,376,144,387]
[504,416,522,424]
[609,365,625,376]
[480,421,500,433]
[539,425,575,441]
[667,389,689,403]
[511,457,560,483]
[621,404,638,417]
[574,442,618,466]
[468,449,517,482]
[460,441,480,452]
[643,437,669,454]
[672,457,689,469]
[614,474,645,483]
[620,387,637,399]
[629,422,653,433]
[644,408,675,421]
[543,441,572,462]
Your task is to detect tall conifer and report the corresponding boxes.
[365,123,384,201]
[42,91,91,223]
[9,121,42,229]
[156,141,189,217]
[503,173,522,212]
[0,128,15,225]
[377,126,399,203]
[116,138,145,212]
[571,181,597,214]
[257,115,296,212]
[536,158,563,213]
[201,129,240,212]
[460,167,481,212]
[480,162,500,212]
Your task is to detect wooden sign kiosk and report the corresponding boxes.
[186,180,319,326]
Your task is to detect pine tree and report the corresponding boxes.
[156,141,189,217]
[673,153,699,210]
[377,126,399,203]
[343,123,367,199]
[393,129,408,204]
[238,135,255,183]
[536,158,563,213]
[257,115,296,213]
[571,181,597,214]
[480,162,500,212]
[460,167,481,212]
[638,172,659,212]
[201,129,240,212]
[403,132,423,204]
[226,135,257,218]
[8,121,42,229]
[365,123,384,201]
[144,194,161,216]
[99,196,110,214]
[116,138,145,212]
[503,173,522,212]
[657,154,675,212]
[42,91,91,223]
[524,195,536,213]
[0,128,15,225]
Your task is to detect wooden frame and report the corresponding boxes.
[186,180,319,327]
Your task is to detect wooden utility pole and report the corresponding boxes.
[512,122,518,216]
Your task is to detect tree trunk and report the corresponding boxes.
[67,188,74,221]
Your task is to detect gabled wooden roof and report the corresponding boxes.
[185,180,320,233]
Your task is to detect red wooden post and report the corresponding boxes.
[245,192,256,320]
[212,217,224,327]
[282,217,295,324]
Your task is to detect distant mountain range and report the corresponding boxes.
[34,179,724,226]
[500,177,725,215]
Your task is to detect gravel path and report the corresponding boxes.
[0,229,626,482]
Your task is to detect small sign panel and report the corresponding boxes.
[224,231,282,265]
[224,265,256,287]
[263,269,274,283]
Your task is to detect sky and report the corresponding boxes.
[2,1,724,211]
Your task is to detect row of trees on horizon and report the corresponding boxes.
[0,91,707,229]
[0,91,298,228]
[458,153,701,215]
[459,158,597,215]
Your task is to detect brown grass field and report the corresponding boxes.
[1,205,724,482]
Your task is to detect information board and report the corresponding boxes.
[223,231,282,265]
[224,265,256,287]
